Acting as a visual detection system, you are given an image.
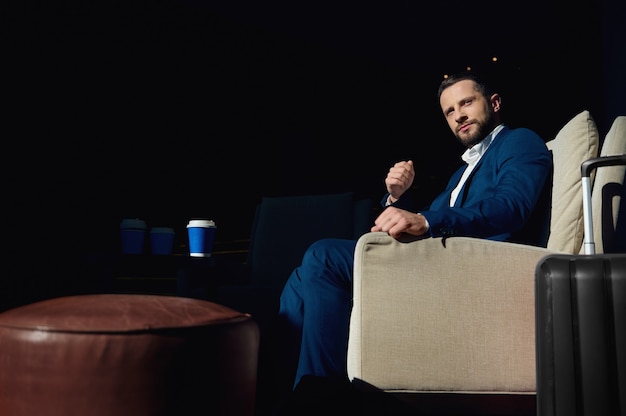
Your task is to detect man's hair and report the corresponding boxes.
[437,72,492,101]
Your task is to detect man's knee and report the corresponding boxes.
[303,238,343,263]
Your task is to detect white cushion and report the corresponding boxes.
[546,110,600,253]
[585,115,626,253]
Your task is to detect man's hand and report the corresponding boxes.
[371,206,429,239]
[385,160,415,203]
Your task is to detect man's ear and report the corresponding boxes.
[491,93,502,112]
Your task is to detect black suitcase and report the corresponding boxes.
[535,254,626,415]
[535,154,626,416]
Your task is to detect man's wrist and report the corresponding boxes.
[385,195,396,206]
[417,212,430,231]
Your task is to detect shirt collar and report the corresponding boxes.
[461,124,505,165]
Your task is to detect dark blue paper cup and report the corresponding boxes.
[187,219,216,257]
[150,227,175,255]
[120,219,147,254]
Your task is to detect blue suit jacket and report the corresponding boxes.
[390,126,552,245]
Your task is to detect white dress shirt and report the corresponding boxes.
[449,124,504,206]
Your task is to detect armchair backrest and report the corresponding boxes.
[247,192,375,287]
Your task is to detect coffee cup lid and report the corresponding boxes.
[187,219,216,228]
[120,218,147,230]
[150,227,175,234]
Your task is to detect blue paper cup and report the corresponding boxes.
[120,219,147,255]
[187,219,216,257]
[150,227,175,255]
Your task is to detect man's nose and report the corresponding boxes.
[454,109,467,122]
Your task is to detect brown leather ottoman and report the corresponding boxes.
[0,294,260,416]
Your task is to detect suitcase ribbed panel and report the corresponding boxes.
[535,254,626,416]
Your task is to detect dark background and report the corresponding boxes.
[3,0,625,270]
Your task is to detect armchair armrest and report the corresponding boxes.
[348,232,556,394]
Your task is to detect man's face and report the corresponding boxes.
[439,79,498,148]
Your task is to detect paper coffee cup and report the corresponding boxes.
[150,227,175,255]
[120,218,147,255]
[186,219,216,257]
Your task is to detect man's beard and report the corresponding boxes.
[456,112,494,148]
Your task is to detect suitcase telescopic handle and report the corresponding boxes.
[580,154,626,178]
[580,154,626,255]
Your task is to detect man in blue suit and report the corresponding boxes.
[276,71,553,399]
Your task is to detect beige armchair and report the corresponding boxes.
[347,111,625,415]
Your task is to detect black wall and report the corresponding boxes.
[3,0,623,307]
